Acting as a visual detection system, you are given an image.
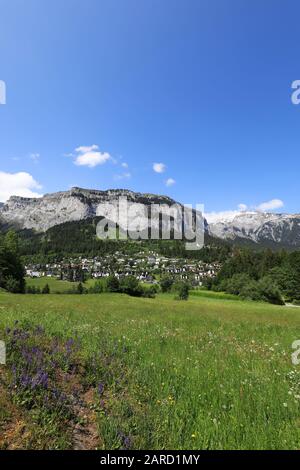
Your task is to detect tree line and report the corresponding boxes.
[13,218,231,264]
[205,248,300,305]
[0,230,25,293]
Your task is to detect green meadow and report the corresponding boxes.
[25,276,79,292]
[25,276,106,292]
[1,291,300,450]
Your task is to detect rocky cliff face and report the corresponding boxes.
[0,187,202,236]
[208,211,300,247]
[1,188,300,248]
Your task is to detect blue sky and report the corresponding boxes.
[0,0,300,217]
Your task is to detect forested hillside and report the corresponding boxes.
[0,217,231,264]
[209,248,300,304]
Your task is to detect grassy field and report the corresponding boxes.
[25,276,107,293]
[25,276,81,292]
[190,289,242,301]
[1,291,300,450]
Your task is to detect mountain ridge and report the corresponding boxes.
[207,211,300,247]
[0,187,200,234]
[1,187,300,249]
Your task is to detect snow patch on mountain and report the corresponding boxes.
[208,211,300,245]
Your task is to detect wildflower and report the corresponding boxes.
[97,382,104,396]
[100,399,105,410]
[118,432,132,450]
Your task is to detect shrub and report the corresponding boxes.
[106,275,120,293]
[142,285,157,298]
[160,275,174,293]
[268,267,300,302]
[257,276,284,305]
[224,273,253,296]
[5,276,22,293]
[120,276,143,297]
[26,285,41,294]
[240,280,262,302]
[240,277,284,305]
[174,281,189,300]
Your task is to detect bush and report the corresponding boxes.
[5,276,22,293]
[240,277,284,305]
[120,276,143,297]
[160,275,174,293]
[268,267,300,302]
[240,280,262,302]
[257,276,284,305]
[142,285,157,298]
[224,273,253,296]
[174,281,189,300]
[106,275,120,293]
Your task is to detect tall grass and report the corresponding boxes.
[1,292,300,449]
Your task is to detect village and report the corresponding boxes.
[25,250,221,287]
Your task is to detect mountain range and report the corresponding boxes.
[208,211,300,248]
[0,187,299,249]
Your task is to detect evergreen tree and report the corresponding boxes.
[42,283,50,294]
[0,231,25,293]
[77,282,84,294]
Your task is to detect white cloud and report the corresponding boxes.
[256,199,284,212]
[165,178,176,187]
[73,145,111,168]
[153,162,166,173]
[205,199,285,224]
[75,145,99,154]
[121,162,128,168]
[0,172,43,202]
